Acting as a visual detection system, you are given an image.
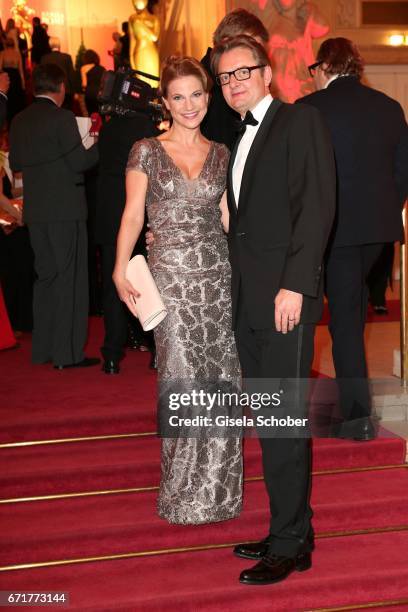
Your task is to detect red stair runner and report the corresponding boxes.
[1,317,407,611]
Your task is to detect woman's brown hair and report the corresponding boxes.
[160,55,212,99]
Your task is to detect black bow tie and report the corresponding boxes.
[236,110,259,134]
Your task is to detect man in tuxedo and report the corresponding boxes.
[9,63,99,369]
[0,72,9,128]
[41,39,78,110]
[298,38,408,439]
[212,35,336,585]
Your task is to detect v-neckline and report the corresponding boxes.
[155,138,213,182]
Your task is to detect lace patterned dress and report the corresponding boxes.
[126,138,242,524]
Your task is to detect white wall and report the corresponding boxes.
[364,65,408,119]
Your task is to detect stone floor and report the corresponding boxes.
[313,320,400,379]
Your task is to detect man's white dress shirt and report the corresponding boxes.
[232,93,273,207]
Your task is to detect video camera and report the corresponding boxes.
[97,68,163,121]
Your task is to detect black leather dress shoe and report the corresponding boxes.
[336,417,378,441]
[102,359,120,374]
[239,552,312,585]
[373,305,388,315]
[234,538,270,560]
[54,357,100,370]
[234,532,315,561]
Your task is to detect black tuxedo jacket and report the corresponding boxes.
[9,97,98,224]
[0,93,6,128]
[200,48,240,150]
[227,99,336,329]
[298,76,408,247]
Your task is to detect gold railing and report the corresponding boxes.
[401,205,408,386]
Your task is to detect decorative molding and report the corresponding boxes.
[336,0,358,28]
[360,45,408,65]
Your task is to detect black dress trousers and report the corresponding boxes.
[325,243,383,420]
[234,298,315,558]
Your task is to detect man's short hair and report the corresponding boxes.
[32,17,41,26]
[213,9,269,46]
[33,63,66,95]
[317,37,364,79]
[211,34,271,76]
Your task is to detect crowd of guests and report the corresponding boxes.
[0,15,153,362]
[0,15,133,119]
[1,5,408,590]
[0,10,406,381]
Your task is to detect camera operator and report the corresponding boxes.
[96,110,159,374]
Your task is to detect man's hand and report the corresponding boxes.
[274,289,303,334]
[0,72,10,95]
[145,227,154,250]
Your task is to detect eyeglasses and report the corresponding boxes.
[308,61,323,77]
[216,65,266,86]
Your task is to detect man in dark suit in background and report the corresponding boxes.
[31,17,51,66]
[96,112,159,374]
[0,72,9,127]
[298,38,408,440]
[41,38,78,110]
[9,64,99,369]
[201,9,269,150]
[212,35,335,585]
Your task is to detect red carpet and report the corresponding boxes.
[0,435,405,499]
[0,288,16,350]
[1,533,408,611]
[1,468,408,566]
[1,317,407,610]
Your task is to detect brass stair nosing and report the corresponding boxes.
[2,431,405,449]
[305,597,408,611]
[0,432,158,448]
[1,524,408,573]
[1,464,406,505]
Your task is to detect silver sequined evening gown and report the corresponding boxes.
[126,138,242,524]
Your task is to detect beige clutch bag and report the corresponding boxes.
[125,255,168,331]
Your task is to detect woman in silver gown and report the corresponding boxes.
[113,56,242,525]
